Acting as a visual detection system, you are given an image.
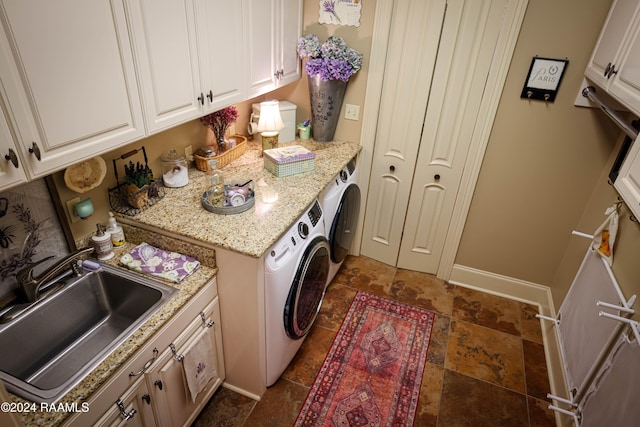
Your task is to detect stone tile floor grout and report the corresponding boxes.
[193,255,556,426]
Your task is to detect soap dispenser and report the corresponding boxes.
[107,212,126,247]
[92,224,114,260]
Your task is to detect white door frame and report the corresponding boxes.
[353,0,529,280]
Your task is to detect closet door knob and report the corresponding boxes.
[389,165,395,172]
[434,174,440,181]
[5,149,18,168]
[28,142,41,161]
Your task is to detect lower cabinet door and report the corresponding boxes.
[95,377,156,427]
[147,298,224,427]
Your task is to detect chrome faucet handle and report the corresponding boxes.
[17,256,54,302]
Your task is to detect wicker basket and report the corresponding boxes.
[194,135,248,171]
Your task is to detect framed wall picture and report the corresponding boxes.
[520,56,568,102]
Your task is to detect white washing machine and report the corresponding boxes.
[264,199,330,387]
[319,158,361,286]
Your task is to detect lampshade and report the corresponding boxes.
[256,101,284,133]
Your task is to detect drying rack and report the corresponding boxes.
[108,146,165,216]
[538,231,640,426]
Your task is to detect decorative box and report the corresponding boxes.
[263,145,315,177]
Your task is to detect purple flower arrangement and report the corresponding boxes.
[200,106,238,152]
[297,35,363,82]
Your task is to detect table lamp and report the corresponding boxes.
[257,100,284,156]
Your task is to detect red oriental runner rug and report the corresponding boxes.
[294,291,435,426]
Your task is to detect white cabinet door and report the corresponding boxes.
[196,0,245,113]
[615,134,640,220]
[94,377,156,427]
[0,96,27,190]
[127,0,244,135]
[245,0,301,98]
[277,0,303,86]
[584,0,640,89]
[147,298,224,427]
[584,0,640,116]
[125,0,203,134]
[245,0,277,97]
[0,0,145,177]
[609,25,640,114]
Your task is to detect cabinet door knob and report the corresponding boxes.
[154,380,163,391]
[28,142,41,161]
[5,149,18,168]
[434,174,440,181]
[604,62,612,77]
[197,93,205,105]
[389,165,395,172]
[142,394,151,405]
[207,90,213,102]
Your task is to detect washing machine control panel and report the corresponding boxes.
[307,200,322,227]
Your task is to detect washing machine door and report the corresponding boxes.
[284,236,330,339]
[329,183,361,263]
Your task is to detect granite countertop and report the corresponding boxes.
[123,139,361,258]
[12,245,217,427]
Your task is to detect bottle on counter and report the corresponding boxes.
[107,212,126,247]
[92,224,114,260]
[206,159,225,207]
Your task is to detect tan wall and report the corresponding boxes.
[455,0,625,308]
[55,0,375,243]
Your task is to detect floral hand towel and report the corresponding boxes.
[119,242,200,283]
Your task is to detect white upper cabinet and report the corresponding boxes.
[126,0,245,134]
[0,0,145,178]
[245,0,302,98]
[585,0,640,115]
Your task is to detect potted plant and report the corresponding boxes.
[123,161,153,208]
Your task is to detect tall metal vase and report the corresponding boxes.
[307,74,347,142]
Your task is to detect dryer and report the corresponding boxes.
[264,199,329,387]
[319,158,361,286]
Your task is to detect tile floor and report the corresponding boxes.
[193,255,556,426]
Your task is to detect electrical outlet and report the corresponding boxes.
[65,197,81,223]
[345,104,360,121]
[185,145,193,162]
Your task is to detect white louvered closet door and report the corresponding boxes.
[361,0,517,274]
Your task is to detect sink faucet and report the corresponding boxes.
[16,247,94,303]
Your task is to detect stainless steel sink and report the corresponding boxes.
[0,264,177,403]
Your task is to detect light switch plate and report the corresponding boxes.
[345,104,360,121]
[66,197,81,223]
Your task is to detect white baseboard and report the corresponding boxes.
[449,264,571,426]
[222,382,261,402]
[449,264,554,315]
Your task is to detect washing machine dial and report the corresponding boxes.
[298,222,309,239]
[339,169,348,182]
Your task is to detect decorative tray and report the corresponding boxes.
[201,180,255,215]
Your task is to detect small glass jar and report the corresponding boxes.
[161,148,189,188]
